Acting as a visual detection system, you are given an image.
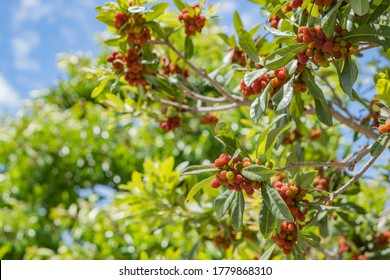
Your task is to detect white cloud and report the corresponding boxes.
[218,1,237,15]
[0,74,21,109]
[11,31,41,71]
[12,0,54,29]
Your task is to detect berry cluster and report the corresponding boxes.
[210,154,260,195]
[274,180,309,222]
[240,66,307,98]
[268,15,280,29]
[124,46,150,87]
[313,174,329,191]
[114,11,151,45]
[106,51,125,71]
[230,47,246,66]
[213,226,237,249]
[159,117,180,132]
[160,55,189,78]
[200,114,218,125]
[296,25,355,67]
[338,236,350,254]
[271,172,286,185]
[376,231,390,248]
[378,120,390,134]
[290,0,304,9]
[272,221,299,255]
[178,4,206,36]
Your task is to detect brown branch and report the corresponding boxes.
[175,83,227,104]
[161,39,250,105]
[160,99,241,113]
[276,143,372,172]
[324,137,390,203]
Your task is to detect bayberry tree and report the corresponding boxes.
[90,0,390,259]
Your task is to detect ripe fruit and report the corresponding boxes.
[178,4,206,36]
[159,116,180,132]
[272,221,299,255]
[200,114,218,125]
[211,154,259,195]
[378,120,390,134]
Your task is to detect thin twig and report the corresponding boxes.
[175,83,227,103]
[161,39,248,104]
[325,137,390,202]
[160,99,241,113]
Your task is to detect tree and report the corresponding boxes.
[90,0,390,259]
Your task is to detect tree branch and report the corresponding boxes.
[175,83,227,104]
[325,137,390,203]
[160,99,241,113]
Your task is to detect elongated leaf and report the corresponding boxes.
[186,176,214,202]
[304,70,333,126]
[361,0,390,24]
[233,10,244,35]
[250,83,271,124]
[351,0,370,16]
[256,114,287,158]
[238,29,260,63]
[214,190,235,219]
[259,201,276,238]
[181,165,219,175]
[295,171,317,187]
[172,0,186,10]
[370,134,387,156]
[264,122,292,160]
[265,26,295,37]
[275,76,295,111]
[344,24,390,48]
[241,165,276,181]
[92,77,109,98]
[244,68,269,87]
[321,1,343,37]
[260,243,276,260]
[184,37,194,60]
[264,44,306,70]
[261,184,294,222]
[215,136,251,159]
[144,2,169,20]
[231,191,245,231]
[340,55,358,98]
[302,232,321,248]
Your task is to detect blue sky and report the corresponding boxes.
[0,0,261,112]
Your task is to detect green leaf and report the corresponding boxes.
[244,69,269,87]
[265,26,295,37]
[295,171,317,187]
[214,190,235,219]
[218,33,236,47]
[302,232,321,248]
[340,55,358,98]
[264,44,306,70]
[351,0,370,16]
[92,77,109,98]
[296,225,306,252]
[370,134,387,156]
[181,165,219,175]
[290,90,304,121]
[238,29,260,63]
[231,191,245,231]
[241,165,276,182]
[233,11,244,35]
[186,176,214,202]
[144,21,166,38]
[361,0,390,24]
[275,76,295,111]
[143,2,169,20]
[261,184,294,222]
[215,121,235,138]
[215,136,251,159]
[259,201,276,238]
[260,243,276,260]
[321,1,343,37]
[304,70,333,126]
[172,0,186,11]
[184,37,194,60]
[250,83,271,124]
[264,122,292,161]
[256,114,287,158]
[343,24,390,49]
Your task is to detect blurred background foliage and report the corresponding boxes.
[0,14,389,259]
